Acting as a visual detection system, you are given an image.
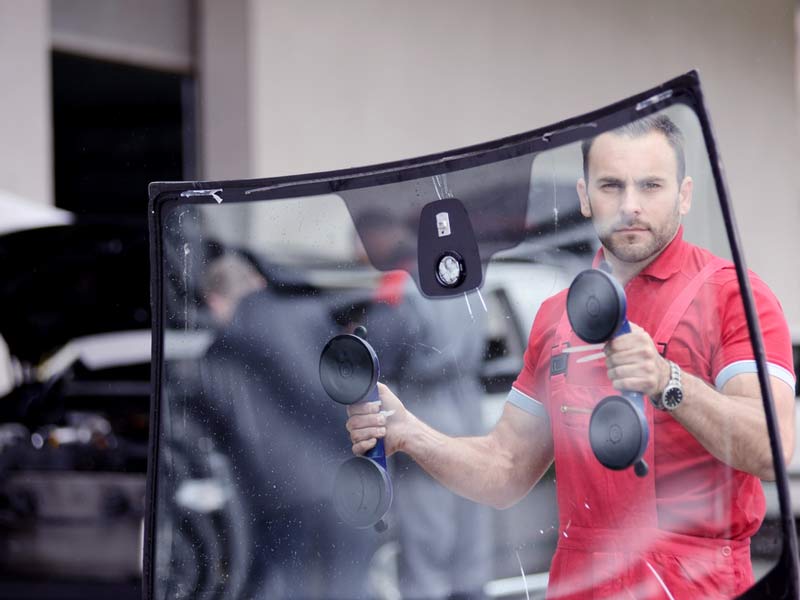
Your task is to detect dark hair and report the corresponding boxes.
[581,114,686,183]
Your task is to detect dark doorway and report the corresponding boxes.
[52,51,193,218]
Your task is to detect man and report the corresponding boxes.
[199,253,374,599]
[203,252,268,324]
[345,115,796,598]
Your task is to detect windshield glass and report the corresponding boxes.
[148,93,794,599]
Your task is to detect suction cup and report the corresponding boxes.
[332,456,393,529]
[567,269,626,344]
[320,334,379,405]
[589,395,647,470]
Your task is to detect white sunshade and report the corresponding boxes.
[0,189,73,235]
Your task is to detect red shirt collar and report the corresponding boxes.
[591,225,686,281]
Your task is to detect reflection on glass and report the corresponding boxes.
[151,104,794,599]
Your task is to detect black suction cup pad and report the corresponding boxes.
[589,395,645,470]
[332,456,393,528]
[567,269,625,344]
[320,334,379,405]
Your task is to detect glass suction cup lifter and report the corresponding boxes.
[319,327,392,532]
[566,268,650,478]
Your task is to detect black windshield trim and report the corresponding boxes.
[690,82,800,599]
[148,73,699,206]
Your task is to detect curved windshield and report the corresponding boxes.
[148,86,795,599]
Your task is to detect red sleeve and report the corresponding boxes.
[511,292,566,411]
[712,270,794,386]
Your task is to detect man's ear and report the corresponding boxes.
[678,176,693,216]
[577,178,592,218]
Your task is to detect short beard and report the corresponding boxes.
[599,230,665,263]
[590,197,681,264]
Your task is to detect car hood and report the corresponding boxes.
[0,221,151,366]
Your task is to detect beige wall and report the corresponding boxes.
[196,0,254,244]
[51,0,192,71]
[0,0,194,211]
[198,0,251,181]
[246,0,800,330]
[0,1,51,206]
[0,1,796,326]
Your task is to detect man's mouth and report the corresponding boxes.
[614,225,649,233]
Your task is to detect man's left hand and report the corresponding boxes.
[604,322,671,397]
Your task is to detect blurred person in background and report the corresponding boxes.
[197,252,374,599]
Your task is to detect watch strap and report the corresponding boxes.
[651,360,681,411]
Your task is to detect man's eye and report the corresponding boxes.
[643,182,661,190]
[601,183,622,190]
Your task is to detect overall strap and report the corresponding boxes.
[653,257,728,346]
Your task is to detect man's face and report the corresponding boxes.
[359,224,414,268]
[576,131,692,264]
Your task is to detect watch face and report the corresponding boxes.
[663,386,683,410]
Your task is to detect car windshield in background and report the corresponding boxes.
[146,73,798,599]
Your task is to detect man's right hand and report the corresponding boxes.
[346,382,409,456]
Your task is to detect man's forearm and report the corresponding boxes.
[602,325,793,480]
[672,373,792,480]
[397,411,550,509]
[347,386,554,508]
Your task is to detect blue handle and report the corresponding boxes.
[363,386,387,470]
[616,319,632,336]
[367,440,387,470]
[615,319,647,412]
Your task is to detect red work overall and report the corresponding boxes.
[545,259,753,599]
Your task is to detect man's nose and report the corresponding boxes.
[619,188,642,218]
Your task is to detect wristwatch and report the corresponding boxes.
[650,360,683,411]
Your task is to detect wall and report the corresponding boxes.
[246,0,800,331]
[51,0,192,71]
[1,1,796,327]
[0,1,51,206]
[0,0,193,211]
[197,0,251,181]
